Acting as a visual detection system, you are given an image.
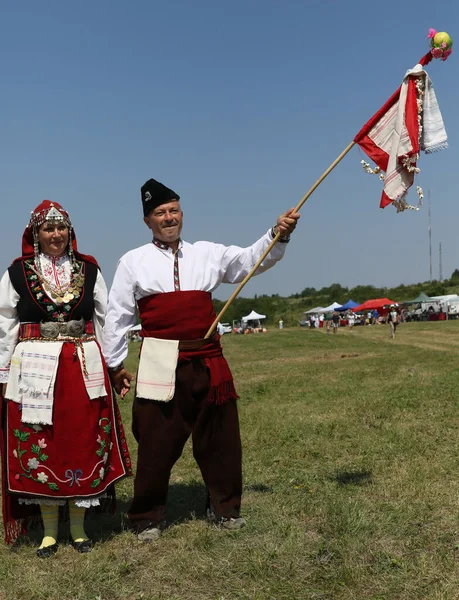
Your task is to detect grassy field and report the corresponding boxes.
[2,322,459,599]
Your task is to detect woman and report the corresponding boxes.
[387,305,400,339]
[0,200,131,557]
[347,312,355,330]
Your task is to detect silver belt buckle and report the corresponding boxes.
[65,318,85,337]
[40,318,85,338]
[39,321,60,338]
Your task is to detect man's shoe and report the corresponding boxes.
[137,522,164,542]
[207,511,246,530]
[36,543,59,558]
[218,516,246,530]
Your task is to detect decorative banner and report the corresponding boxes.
[354,30,452,212]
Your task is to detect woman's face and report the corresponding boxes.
[38,222,69,257]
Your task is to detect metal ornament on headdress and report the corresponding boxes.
[29,202,71,229]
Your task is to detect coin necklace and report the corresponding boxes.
[30,257,84,305]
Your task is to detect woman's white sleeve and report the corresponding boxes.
[0,271,20,382]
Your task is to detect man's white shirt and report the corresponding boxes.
[103,230,286,367]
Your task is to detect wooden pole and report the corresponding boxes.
[204,140,356,338]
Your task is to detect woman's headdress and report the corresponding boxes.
[26,200,75,265]
[14,200,99,268]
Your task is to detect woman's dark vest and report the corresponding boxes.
[8,259,98,323]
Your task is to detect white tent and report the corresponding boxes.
[304,306,326,314]
[321,302,342,313]
[429,294,458,302]
[242,310,266,322]
[304,302,341,314]
[422,294,459,313]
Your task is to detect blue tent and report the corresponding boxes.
[335,299,359,312]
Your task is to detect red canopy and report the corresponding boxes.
[352,298,397,312]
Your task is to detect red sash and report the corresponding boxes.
[137,291,238,405]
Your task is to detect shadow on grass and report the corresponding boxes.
[87,481,209,542]
[244,483,272,493]
[7,482,209,549]
[332,469,373,486]
[9,479,269,547]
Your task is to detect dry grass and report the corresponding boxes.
[2,321,459,599]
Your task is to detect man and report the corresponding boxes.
[331,311,340,333]
[103,178,299,542]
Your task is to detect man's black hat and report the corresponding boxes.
[141,178,180,216]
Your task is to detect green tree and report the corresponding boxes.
[300,287,317,298]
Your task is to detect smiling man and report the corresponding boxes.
[103,178,299,542]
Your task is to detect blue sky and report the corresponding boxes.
[2,0,458,300]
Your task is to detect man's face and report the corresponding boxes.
[144,200,183,244]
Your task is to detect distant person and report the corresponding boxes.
[325,313,332,334]
[387,305,400,339]
[348,312,355,330]
[278,318,284,329]
[332,311,340,333]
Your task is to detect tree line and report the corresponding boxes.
[212,270,459,328]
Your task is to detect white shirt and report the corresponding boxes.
[0,253,107,381]
[103,229,287,367]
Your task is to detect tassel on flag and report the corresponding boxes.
[354,30,452,212]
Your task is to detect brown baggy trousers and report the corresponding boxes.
[128,358,242,530]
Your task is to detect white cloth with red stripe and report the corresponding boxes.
[356,62,447,210]
[136,337,179,401]
[5,339,107,425]
[382,64,447,206]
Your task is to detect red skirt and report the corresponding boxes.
[1,342,132,543]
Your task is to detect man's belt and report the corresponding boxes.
[140,330,218,351]
[19,319,95,340]
[178,331,217,351]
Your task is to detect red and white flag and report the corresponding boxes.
[354,52,448,211]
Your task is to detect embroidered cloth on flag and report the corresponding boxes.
[136,337,179,401]
[76,340,108,400]
[421,73,448,153]
[5,342,62,425]
[354,56,447,210]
